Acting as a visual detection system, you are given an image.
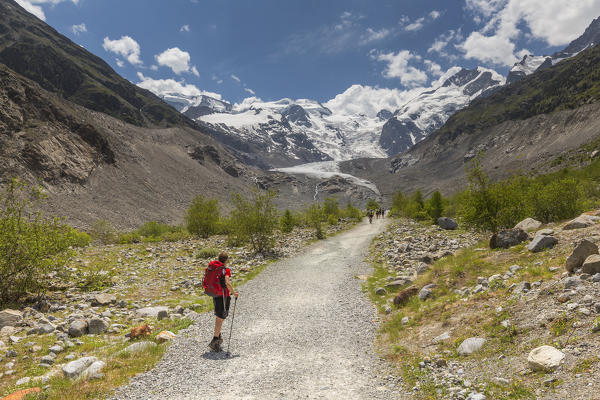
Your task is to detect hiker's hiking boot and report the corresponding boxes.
[209,337,222,352]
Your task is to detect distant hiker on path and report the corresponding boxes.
[202,252,239,352]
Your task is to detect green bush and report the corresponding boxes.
[64,226,92,248]
[327,214,339,226]
[0,179,78,303]
[323,197,340,218]
[366,198,380,211]
[229,190,278,253]
[425,190,444,222]
[185,195,220,238]
[118,232,141,244]
[306,203,326,239]
[389,191,407,217]
[137,221,172,238]
[343,202,363,221]
[196,247,220,259]
[90,219,117,244]
[280,209,295,233]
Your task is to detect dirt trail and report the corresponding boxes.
[113,218,398,400]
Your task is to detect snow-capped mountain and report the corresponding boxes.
[162,93,232,117]
[380,67,505,155]
[507,16,600,85]
[191,98,388,166]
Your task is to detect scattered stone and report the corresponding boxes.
[418,286,433,301]
[458,337,486,355]
[91,293,116,306]
[136,306,169,318]
[393,286,419,306]
[63,356,98,379]
[375,287,387,296]
[566,239,598,273]
[156,331,176,343]
[384,306,392,315]
[88,318,109,335]
[557,293,570,303]
[494,377,510,385]
[489,229,529,249]
[565,277,581,289]
[40,355,55,365]
[515,218,542,231]
[0,310,23,329]
[401,317,409,325]
[467,393,486,400]
[544,377,558,386]
[592,273,600,282]
[509,265,522,273]
[122,341,157,354]
[538,228,555,236]
[432,332,450,344]
[527,235,558,252]
[15,377,31,386]
[592,319,600,333]
[527,345,565,371]
[385,280,407,290]
[582,254,600,275]
[438,217,458,230]
[513,281,531,293]
[80,360,106,380]
[563,215,597,230]
[416,262,429,275]
[68,320,88,337]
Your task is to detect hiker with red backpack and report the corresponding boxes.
[203,252,239,352]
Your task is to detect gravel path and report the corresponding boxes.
[113,218,399,400]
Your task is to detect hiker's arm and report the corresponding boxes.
[225,275,238,298]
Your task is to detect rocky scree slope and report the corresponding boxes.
[340,43,600,201]
[369,214,600,400]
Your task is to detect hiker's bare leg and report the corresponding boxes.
[214,316,224,337]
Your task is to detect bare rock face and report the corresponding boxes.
[489,229,529,249]
[565,239,598,272]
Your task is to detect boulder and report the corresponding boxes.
[458,337,486,355]
[582,254,600,275]
[80,360,106,380]
[566,239,598,273]
[527,345,565,371]
[515,218,542,231]
[0,309,23,329]
[418,285,434,300]
[68,320,88,337]
[527,235,558,252]
[393,286,419,306]
[122,341,157,354]
[563,215,596,230]
[375,287,387,296]
[156,331,176,343]
[63,356,98,378]
[385,280,409,290]
[88,318,109,335]
[37,323,56,334]
[489,229,529,249]
[438,217,458,230]
[91,294,116,306]
[537,228,554,236]
[136,306,169,318]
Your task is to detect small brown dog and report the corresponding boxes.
[130,324,152,339]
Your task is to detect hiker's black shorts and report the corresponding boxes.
[213,296,231,319]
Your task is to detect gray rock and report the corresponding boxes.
[0,309,23,329]
[509,265,522,273]
[513,281,531,293]
[438,217,458,230]
[49,345,63,353]
[375,287,387,296]
[458,337,486,355]
[80,360,106,380]
[63,356,98,378]
[565,277,581,289]
[467,393,486,400]
[582,254,600,274]
[592,273,600,282]
[416,262,429,275]
[384,280,407,290]
[401,317,409,325]
[537,228,555,236]
[91,293,116,306]
[515,218,542,231]
[432,332,450,344]
[88,318,109,335]
[384,306,392,315]
[527,345,564,371]
[68,320,88,337]
[527,235,558,252]
[136,306,169,318]
[418,288,432,300]
[490,229,529,249]
[37,323,56,334]
[40,355,55,365]
[566,239,598,272]
[15,376,31,386]
[563,215,596,230]
[122,341,156,354]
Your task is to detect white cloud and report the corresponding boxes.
[155,47,197,75]
[359,27,391,45]
[460,0,600,65]
[424,59,443,76]
[115,59,124,68]
[136,72,222,100]
[230,74,241,83]
[324,84,422,117]
[404,17,425,32]
[429,10,442,20]
[233,96,263,111]
[428,29,462,57]
[71,23,86,35]
[102,36,142,65]
[371,50,428,87]
[180,24,190,32]
[150,65,159,71]
[244,88,256,95]
[15,0,78,21]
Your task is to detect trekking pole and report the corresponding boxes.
[225,296,237,357]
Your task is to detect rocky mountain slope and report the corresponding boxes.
[0,0,189,128]
[507,16,600,84]
[340,43,600,201]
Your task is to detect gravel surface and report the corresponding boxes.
[112,219,400,400]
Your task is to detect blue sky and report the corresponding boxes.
[15,0,600,112]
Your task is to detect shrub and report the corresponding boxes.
[280,209,295,233]
[366,198,380,211]
[426,190,444,222]
[90,219,117,244]
[343,202,363,221]
[229,190,278,253]
[64,227,92,248]
[185,195,220,238]
[137,221,172,238]
[389,190,407,217]
[0,179,77,303]
[327,214,338,226]
[196,247,220,259]
[306,203,325,239]
[323,197,340,218]
[118,232,141,244]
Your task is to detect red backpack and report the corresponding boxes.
[203,261,226,298]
